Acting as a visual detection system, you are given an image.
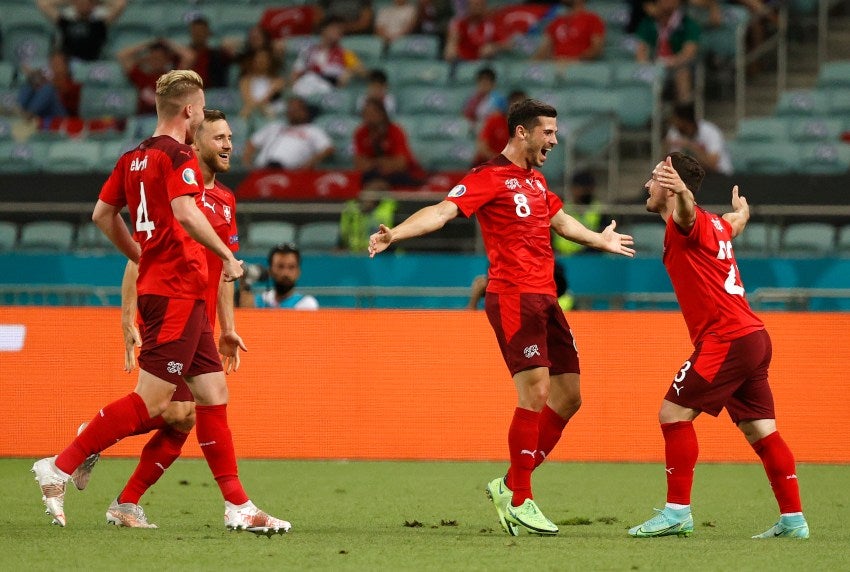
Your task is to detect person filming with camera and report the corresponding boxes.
[239,243,319,310]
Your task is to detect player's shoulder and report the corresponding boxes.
[469,154,512,177]
[144,135,196,168]
[212,180,237,205]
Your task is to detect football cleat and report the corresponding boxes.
[32,456,68,527]
[485,477,519,536]
[752,515,809,539]
[505,498,559,536]
[106,499,159,528]
[629,507,694,538]
[224,501,291,537]
[71,422,100,491]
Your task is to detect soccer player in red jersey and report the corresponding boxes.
[628,153,809,539]
[369,98,635,536]
[32,71,290,535]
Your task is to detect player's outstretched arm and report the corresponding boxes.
[369,200,460,257]
[217,278,247,374]
[550,211,635,257]
[657,156,696,232]
[120,260,141,373]
[171,195,244,282]
[721,185,749,239]
[92,199,141,263]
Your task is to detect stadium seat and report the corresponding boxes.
[837,225,850,255]
[386,34,440,60]
[305,90,357,115]
[314,113,362,144]
[451,61,506,86]
[2,26,52,66]
[161,6,219,39]
[816,60,850,89]
[0,62,16,89]
[75,221,114,250]
[406,114,471,141]
[245,221,297,253]
[320,139,356,170]
[775,89,830,116]
[594,0,632,31]
[781,222,836,255]
[611,63,663,129]
[734,222,781,256]
[79,86,138,120]
[627,222,667,255]
[204,88,242,116]
[397,86,467,115]
[410,138,476,171]
[98,140,133,171]
[297,221,341,251]
[341,35,384,66]
[826,88,850,114]
[0,117,13,141]
[503,61,561,88]
[19,221,75,251]
[215,6,265,38]
[124,114,159,141]
[0,221,17,252]
[43,141,101,173]
[0,141,46,173]
[728,141,801,174]
[384,59,451,87]
[602,29,639,61]
[798,142,850,174]
[560,62,614,88]
[71,60,128,87]
[227,115,250,164]
[735,117,790,142]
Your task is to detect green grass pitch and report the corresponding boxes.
[2,459,847,571]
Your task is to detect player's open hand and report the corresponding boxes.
[219,330,247,374]
[368,224,392,258]
[600,220,636,258]
[657,156,688,195]
[122,322,141,373]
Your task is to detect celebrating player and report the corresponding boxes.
[628,153,809,539]
[369,98,635,536]
[32,71,290,535]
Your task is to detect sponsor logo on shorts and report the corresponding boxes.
[166,361,184,375]
[182,168,198,186]
[447,184,466,197]
[523,344,540,358]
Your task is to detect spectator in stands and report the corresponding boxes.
[376,0,418,49]
[317,0,374,35]
[355,69,397,115]
[187,16,234,88]
[462,67,507,132]
[243,96,334,170]
[472,89,526,166]
[553,170,604,256]
[534,0,606,62]
[290,17,367,97]
[235,25,285,78]
[238,47,286,119]
[240,243,319,310]
[444,0,502,61]
[415,0,454,46]
[37,0,126,61]
[665,101,733,175]
[635,0,700,103]
[117,39,193,115]
[17,52,81,122]
[353,98,426,190]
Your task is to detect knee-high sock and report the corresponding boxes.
[118,426,190,505]
[195,404,248,505]
[55,393,150,475]
[534,405,568,469]
[661,421,698,505]
[751,431,802,514]
[130,415,168,436]
[506,407,540,506]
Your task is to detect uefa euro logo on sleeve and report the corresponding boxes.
[182,168,198,186]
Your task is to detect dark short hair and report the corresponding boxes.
[268,243,301,266]
[507,98,557,138]
[203,108,226,122]
[476,67,497,82]
[368,68,388,84]
[672,101,697,125]
[668,151,705,193]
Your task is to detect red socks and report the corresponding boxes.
[661,421,699,505]
[118,427,190,505]
[195,404,248,505]
[534,405,568,469]
[506,407,540,506]
[752,431,803,513]
[131,415,168,436]
[55,392,150,475]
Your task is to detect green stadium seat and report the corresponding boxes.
[341,35,384,66]
[0,222,17,252]
[320,139,356,170]
[816,60,850,89]
[0,117,13,141]
[826,88,850,114]
[837,225,850,254]
[314,113,361,144]
[781,222,836,255]
[593,0,632,31]
[404,114,471,141]
[735,117,790,142]
[0,141,47,173]
[105,25,161,57]
[612,62,663,129]
[215,6,264,38]
[79,86,138,119]
[789,117,844,142]
[410,138,476,171]
[19,221,75,251]
[0,62,16,89]
[385,59,451,87]
[245,221,297,253]
[799,142,850,174]
[43,140,101,173]
[397,86,467,115]
[775,89,830,116]
[602,29,639,61]
[627,222,667,255]
[297,221,341,251]
[75,222,114,250]
[560,62,614,88]
[503,60,561,88]
[386,34,440,60]
[728,141,801,174]
[734,222,781,256]
[124,115,159,141]
[71,60,129,88]
[204,87,242,116]
[451,61,506,86]
[304,90,357,115]
[98,140,133,171]
[2,26,52,65]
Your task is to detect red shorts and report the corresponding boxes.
[664,329,775,424]
[137,294,222,400]
[484,292,580,376]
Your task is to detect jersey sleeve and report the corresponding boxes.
[543,178,563,217]
[227,194,239,253]
[165,154,202,202]
[99,156,127,208]
[445,168,496,217]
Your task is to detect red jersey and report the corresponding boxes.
[663,207,764,345]
[447,155,563,295]
[353,122,426,180]
[196,179,239,327]
[474,111,508,164]
[99,135,208,300]
[451,16,497,60]
[545,11,605,59]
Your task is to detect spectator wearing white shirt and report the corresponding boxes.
[665,102,732,175]
[243,97,334,170]
[376,0,418,47]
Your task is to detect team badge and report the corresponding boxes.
[448,184,466,197]
[182,167,198,186]
[223,205,232,224]
[505,178,520,190]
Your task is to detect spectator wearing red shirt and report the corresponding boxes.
[187,17,235,88]
[534,0,605,61]
[118,40,193,115]
[353,98,425,190]
[473,89,526,166]
[444,0,502,61]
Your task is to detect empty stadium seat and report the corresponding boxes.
[314,113,362,144]
[799,142,850,174]
[71,60,128,87]
[0,141,46,173]
[305,90,357,115]
[124,115,159,141]
[79,86,138,119]
[397,86,467,115]
[627,222,667,255]
[734,222,781,256]
[727,141,801,174]
[0,62,16,89]
[837,225,850,255]
[19,221,75,251]
[816,60,850,89]
[386,34,440,60]
[43,140,101,173]
[781,223,836,255]
[245,221,297,252]
[75,222,114,250]
[410,138,476,171]
[561,62,614,88]
[204,88,242,116]
[402,114,471,141]
[385,59,451,86]
[451,61,505,86]
[341,35,384,66]
[2,26,52,65]
[775,89,830,116]
[735,117,790,142]
[298,221,341,251]
[0,221,17,252]
[503,61,561,88]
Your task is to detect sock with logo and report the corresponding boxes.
[534,405,568,469]
[117,426,190,505]
[751,431,802,513]
[506,407,540,507]
[195,404,249,505]
[55,392,150,475]
[661,421,698,505]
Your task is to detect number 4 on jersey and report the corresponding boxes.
[136,181,155,239]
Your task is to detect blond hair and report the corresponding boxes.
[155,70,204,117]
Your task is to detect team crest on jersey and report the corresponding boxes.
[447,184,466,197]
[223,205,232,224]
[505,178,520,190]
[182,168,198,186]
